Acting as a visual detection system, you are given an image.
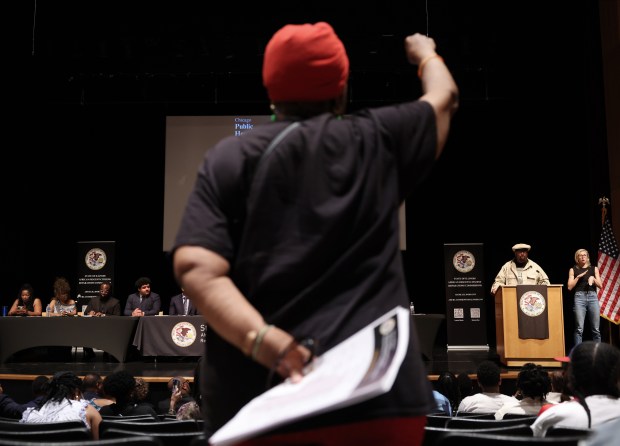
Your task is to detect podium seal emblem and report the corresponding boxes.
[519,291,546,317]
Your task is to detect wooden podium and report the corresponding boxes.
[495,285,565,367]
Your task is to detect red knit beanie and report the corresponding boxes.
[262,22,349,102]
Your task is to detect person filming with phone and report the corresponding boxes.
[157,376,196,416]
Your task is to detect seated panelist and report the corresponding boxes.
[8,283,42,316]
[48,276,77,316]
[169,288,200,316]
[124,277,161,316]
[85,282,121,316]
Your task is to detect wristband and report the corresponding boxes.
[251,324,274,361]
[417,54,444,78]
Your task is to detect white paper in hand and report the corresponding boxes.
[209,306,409,446]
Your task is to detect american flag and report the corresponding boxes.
[598,218,620,324]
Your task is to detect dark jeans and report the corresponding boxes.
[573,291,601,345]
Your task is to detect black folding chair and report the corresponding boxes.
[504,413,542,420]
[0,436,164,446]
[0,419,85,431]
[0,427,91,442]
[101,428,204,446]
[446,416,538,428]
[545,426,593,438]
[99,419,204,436]
[423,423,533,446]
[101,414,159,422]
[437,432,584,446]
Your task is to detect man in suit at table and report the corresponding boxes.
[124,277,161,316]
[169,289,200,316]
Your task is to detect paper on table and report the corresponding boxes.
[209,306,409,446]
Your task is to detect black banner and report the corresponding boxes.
[444,243,488,350]
[516,285,549,339]
[76,241,115,311]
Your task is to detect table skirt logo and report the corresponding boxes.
[452,250,475,273]
[171,321,197,347]
[85,248,107,270]
[519,291,546,317]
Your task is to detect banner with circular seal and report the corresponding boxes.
[516,285,549,339]
[76,241,115,307]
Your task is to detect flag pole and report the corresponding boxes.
[598,196,609,226]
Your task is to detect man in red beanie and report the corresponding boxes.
[173,21,458,446]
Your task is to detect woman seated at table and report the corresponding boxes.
[7,283,42,316]
[48,276,77,316]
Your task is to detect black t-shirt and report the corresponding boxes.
[174,101,437,429]
[572,265,596,293]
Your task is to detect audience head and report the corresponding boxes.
[436,371,461,414]
[476,360,502,389]
[568,341,620,398]
[44,371,83,404]
[31,375,49,396]
[102,370,137,407]
[549,370,572,402]
[457,372,474,398]
[176,401,202,421]
[82,373,103,393]
[168,376,191,396]
[516,362,550,400]
[132,377,150,402]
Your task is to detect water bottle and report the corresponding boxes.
[410,301,415,315]
[46,304,50,317]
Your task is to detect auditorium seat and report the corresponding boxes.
[426,414,453,427]
[99,419,204,436]
[427,412,496,427]
[445,416,538,428]
[101,428,204,446]
[503,413,543,420]
[0,436,164,446]
[101,414,159,422]
[437,432,584,446]
[0,419,86,431]
[545,427,593,438]
[423,423,533,446]
[0,427,91,441]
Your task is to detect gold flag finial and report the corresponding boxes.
[599,196,610,226]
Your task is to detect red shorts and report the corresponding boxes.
[232,416,427,446]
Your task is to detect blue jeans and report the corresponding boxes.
[573,291,601,345]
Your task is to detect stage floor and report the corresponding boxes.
[0,345,529,405]
[0,345,519,381]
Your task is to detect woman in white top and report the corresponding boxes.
[48,276,77,316]
[530,342,620,437]
[21,371,102,439]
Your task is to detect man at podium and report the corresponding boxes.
[490,243,550,295]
